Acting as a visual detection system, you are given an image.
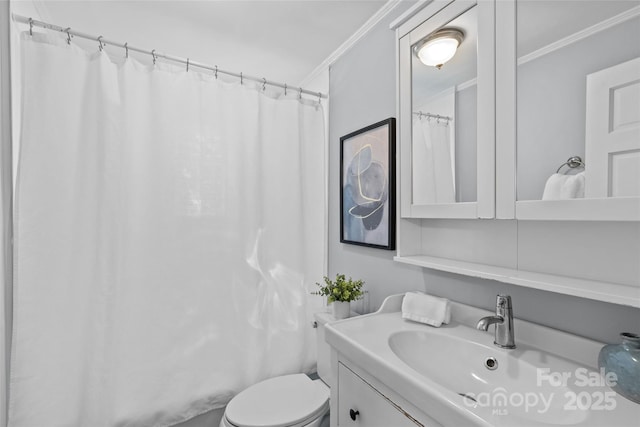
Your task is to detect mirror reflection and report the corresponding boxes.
[517,0,640,201]
[411,5,478,204]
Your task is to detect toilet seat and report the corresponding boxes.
[224,374,329,427]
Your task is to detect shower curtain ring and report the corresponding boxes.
[318,92,322,105]
[186,58,189,72]
[262,78,267,91]
[28,18,33,36]
[214,66,218,79]
[284,84,287,96]
[151,49,157,65]
[298,88,302,99]
[64,28,72,44]
[240,72,243,85]
[97,36,104,52]
[124,42,129,58]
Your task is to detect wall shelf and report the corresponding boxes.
[394,255,640,308]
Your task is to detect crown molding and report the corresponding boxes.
[389,0,436,31]
[518,5,640,66]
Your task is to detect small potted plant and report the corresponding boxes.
[314,274,364,319]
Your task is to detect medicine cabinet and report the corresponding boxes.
[504,0,640,221]
[396,0,495,219]
[396,0,640,221]
[391,0,640,308]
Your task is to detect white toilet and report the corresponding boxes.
[219,312,334,427]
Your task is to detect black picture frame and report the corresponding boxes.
[340,118,396,250]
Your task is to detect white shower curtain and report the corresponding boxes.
[412,117,455,204]
[9,33,325,427]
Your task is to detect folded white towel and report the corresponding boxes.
[542,172,585,200]
[401,292,451,327]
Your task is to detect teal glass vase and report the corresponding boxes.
[598,332,640,404]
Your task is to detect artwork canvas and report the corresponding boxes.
[340,118,396,250]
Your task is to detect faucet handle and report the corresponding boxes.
[496,294,512,310]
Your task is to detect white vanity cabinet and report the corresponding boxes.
[326,296,640,427]
[335,361,441,427]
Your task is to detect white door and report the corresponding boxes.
[585,57,640,198]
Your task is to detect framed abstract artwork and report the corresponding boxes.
[340,118,396,250]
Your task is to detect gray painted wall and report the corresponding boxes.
[328,4,640,345]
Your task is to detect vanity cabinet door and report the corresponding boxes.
[337,363,433,426]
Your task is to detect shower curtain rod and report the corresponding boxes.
[12,14,327,100]
[413,111,453,122]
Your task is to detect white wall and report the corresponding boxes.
[328,2,640,345]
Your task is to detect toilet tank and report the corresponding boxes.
[313,312,335,385]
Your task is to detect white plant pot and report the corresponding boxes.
[332,301,351,320]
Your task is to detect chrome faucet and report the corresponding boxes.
[476,295,516,349]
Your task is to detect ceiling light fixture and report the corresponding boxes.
[414,28,465,70]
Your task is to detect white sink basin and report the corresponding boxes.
[326,295,640,427]
[389,328,589,425]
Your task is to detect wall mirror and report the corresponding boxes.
[398,0,495,219]
[515,0,640,219]
[411,5,478,205]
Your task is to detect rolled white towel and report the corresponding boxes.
[401,292,451,327]
[542,172,585,200]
